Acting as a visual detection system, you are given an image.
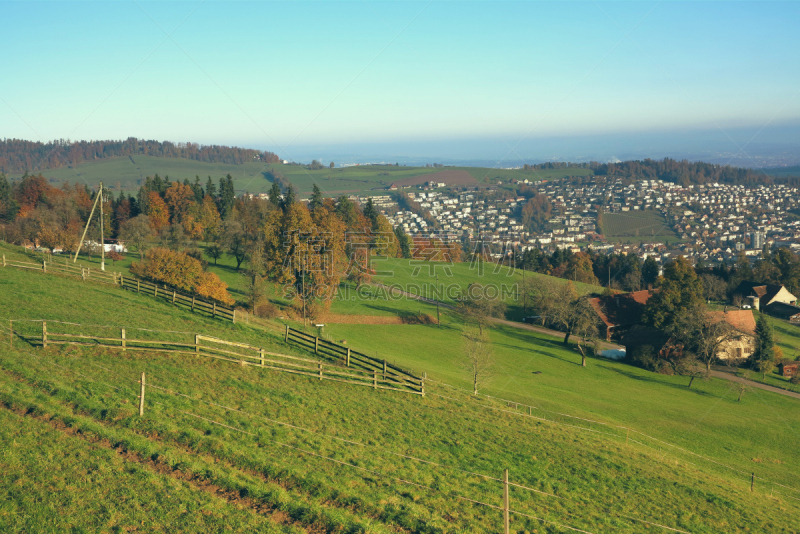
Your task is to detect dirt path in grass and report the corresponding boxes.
[710,366,800,401]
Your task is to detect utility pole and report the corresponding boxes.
[73,184,103,263]
[436,274,440,327]
[99,182,105,271]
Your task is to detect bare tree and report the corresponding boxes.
[668,304,738,373]
[463,326,494,395]
[520,276,558,324]
[455,283,507,335]
[548,287,597,346]
[119,214,153,260]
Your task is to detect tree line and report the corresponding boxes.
[0,137,280,173]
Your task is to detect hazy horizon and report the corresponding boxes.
[3,1,799,169]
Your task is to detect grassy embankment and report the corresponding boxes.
[1,244,800,532]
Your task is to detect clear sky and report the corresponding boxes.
[1,1,799,161]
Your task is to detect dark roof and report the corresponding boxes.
[765,301,800,320]
[732,281,785,303]
[619,325,671,351]
[588,290,653,329]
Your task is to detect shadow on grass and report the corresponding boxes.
[604,366,718,397]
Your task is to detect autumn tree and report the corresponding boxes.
[146,191,170,233]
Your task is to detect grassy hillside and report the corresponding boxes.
[2,250,800,532]
[9,155,595,198]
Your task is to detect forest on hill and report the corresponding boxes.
[0,138,280,174]
[524,158,771,186]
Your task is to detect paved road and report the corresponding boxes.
[709,366,800,401]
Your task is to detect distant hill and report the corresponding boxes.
[0,137,280,174]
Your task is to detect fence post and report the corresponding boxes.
[191,295,195,312]
[82,268,86,282]
[137,280,140,293]
[503,469,510,534]
[42,321,47,348]
[259,348,264,367]
[421,372,426,397]
[172,291,176,305]
[195,334,200,355]
[232,309,236,324]
[751,473,755,492]
[42,260,46,273]
[383,359,387,379]
[373,370,377,390]
[212,302,216,318]
[315,336,319,355]
[138,372,146,417]
[284,324,289,343]
[2,254,5,267]
[121,328,126,352]
[346,347,351,367]
[318,362,323,381]
[154,286,158,298]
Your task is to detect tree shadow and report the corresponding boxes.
[603,366,717,397]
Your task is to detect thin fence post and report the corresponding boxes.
[383,359,387,379]
[421,372,426,397]
[154,286,158,299]
[373,370,377,390]
[172,291,176,305]
[82,268,86,282]
[232,309,236,324]
[318,362,323,381]
[195,334,200,355]
[503,469,510,534]
[346,347,351,367]
[42,321,47,348]
[138,372,145,416]
[191,295,195,312]
[137,280,140,293]
[314,336,319,355]
[121,328,126,352]
[259,348,264,367]
[42,260,46,273]
[284,324,289,343]
[751,473,755,492]
[212,302,216,318]
[2,254,5,267]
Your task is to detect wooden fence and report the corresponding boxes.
[2,253,121,285]
[119,276,235,322]
[1,253,235,323]
[11,320,423,396]
[284,326,424,393]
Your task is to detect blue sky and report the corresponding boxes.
[1,1,799,162]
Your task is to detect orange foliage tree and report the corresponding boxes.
[146,191,170,233]
[130,247,233,305]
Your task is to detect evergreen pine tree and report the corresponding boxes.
[310,184,323,211]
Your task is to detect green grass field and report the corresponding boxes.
[2,244,800,532]
[9,155,597,199]
[602,210,680,244]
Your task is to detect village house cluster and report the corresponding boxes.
[357,177,800,268]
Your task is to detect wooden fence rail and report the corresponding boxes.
[11,320,423,396]
[284,326,424,392]
[2,253,235,323]
[119,276,235,322]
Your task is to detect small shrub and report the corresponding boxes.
[254,300,279,319]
